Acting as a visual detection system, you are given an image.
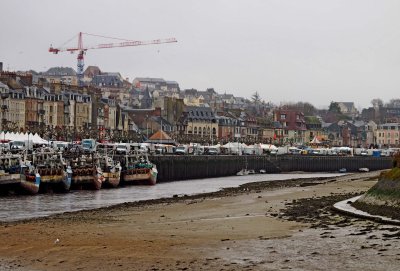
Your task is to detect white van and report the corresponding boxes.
[116,143,129,154]
[53,141,69,152]
[10,140,33,152]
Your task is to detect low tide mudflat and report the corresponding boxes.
[1,172,399,271]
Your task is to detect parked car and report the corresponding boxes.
[205,147,219,155]
[0,142,10,152]
[175,145,188,155]
[67,145,85,153]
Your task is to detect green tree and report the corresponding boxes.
[328,102,341,113]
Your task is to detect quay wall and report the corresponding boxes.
[149,155,393,182]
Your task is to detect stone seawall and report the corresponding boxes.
[149,155,393,182]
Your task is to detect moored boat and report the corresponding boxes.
[0,153,41,195]
[65,152,104,190]
[100,156,121,188]
[121,153,157,185]
[32,148,72,193]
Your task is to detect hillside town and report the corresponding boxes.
[0,62,399,148]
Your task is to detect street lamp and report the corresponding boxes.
[146,114,149,140]
[210,118,214,145]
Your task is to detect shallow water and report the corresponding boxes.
[0,173,343,222]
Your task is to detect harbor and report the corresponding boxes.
[0,139,392,196]
[3,1,400,270]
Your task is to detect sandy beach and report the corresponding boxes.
[1,171,400,271]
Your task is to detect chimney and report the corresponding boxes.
[0,62,3,72]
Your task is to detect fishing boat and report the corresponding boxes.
[121,153,157,185]
[0,153,41,195]
[65,152,104,190]
[100,155,122,188]
[32,148,72,193]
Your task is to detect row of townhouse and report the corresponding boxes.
[113,103,365,145]
[4,68,400,146]
[170,107,398,147]
[0,73,129,135]
[2,76,396,147]
[0,84,93,131]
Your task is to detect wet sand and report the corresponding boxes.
[1,172,399,270]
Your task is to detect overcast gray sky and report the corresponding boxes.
[1,0,400,109]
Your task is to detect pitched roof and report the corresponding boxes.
[146,130,176,144]
[165,80,179,85]
[92,74,123,87]
[149,130,172,140]
[134,77,165,83]
[0,81,9,90]
[43,67,76,76]
[185,106,215,121]
[84,66,102,77]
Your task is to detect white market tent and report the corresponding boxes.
[243,144,263,155]
[260,144,278,151]
[0,132,48,145]
[221,142,247,155]
[242,143,278,155]
[310,136,322,144]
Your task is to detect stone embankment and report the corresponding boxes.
[149,155,392,182]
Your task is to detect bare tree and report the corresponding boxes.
[386,99,400,108]
[371,98,383,108]
[251,91,261,105]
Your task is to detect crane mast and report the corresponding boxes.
[49,32,177,86]
[77,32,84,85]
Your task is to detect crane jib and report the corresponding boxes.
[48,32,177,86]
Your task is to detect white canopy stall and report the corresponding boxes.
[221,142,247,155]
[0,132,48,145]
